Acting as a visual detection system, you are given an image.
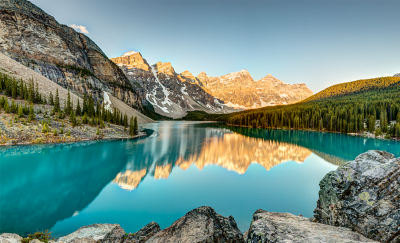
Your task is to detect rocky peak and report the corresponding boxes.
[258,73,285,85]
[110,51,150,72]
[153,61,175,76]
[180,70,195,79]
[394,73,400,77]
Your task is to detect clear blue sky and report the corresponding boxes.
[30,0,400,93]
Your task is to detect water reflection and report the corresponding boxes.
[1,121,399,236]
[0,140,137,235]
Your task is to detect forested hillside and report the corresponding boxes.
[190,76,400,138]
[226,77,400,138]
[301,77,400,103]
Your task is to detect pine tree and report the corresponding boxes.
[66,89,71,114]
[54,89,60,112]
[49,92,54,105]
[133,116,138,135]
[42,123,48,133]
[129,116,134,136]
[53,129,58,136]
[76,99,81,116]
[96,127,100,136]
[18,106,24,118]
[29,103,35,121]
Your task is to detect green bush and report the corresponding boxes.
[21,230,54,243]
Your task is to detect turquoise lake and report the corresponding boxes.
[1,121,399,237]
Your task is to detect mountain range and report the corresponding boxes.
[111,51,313,118]
[0,0,313,119]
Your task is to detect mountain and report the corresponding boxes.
[197,70,313,108]
[0,0,145,111]
[394,73,400,77]
[111,52,234,118]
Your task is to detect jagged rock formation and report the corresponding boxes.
[313,150,400,242]
[123,222,161,243]
[394,73,400,77]
[245,209,377,242]
[0,0,144,109]
[145,206,244,243]
[111,52,233,118]
[198,70,313,109]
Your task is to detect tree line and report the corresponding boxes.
[226,77,400,139]
[0,73,138,136]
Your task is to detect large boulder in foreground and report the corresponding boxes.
[245,209,377,243]
[145,206,244,243]
[314,150,400,242]
[57,224,120,243]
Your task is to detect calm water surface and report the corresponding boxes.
[1,121,399,236]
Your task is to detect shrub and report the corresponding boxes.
[21,230,54,243]
[66,130,71,136]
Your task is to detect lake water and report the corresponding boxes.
[1,121,399,237]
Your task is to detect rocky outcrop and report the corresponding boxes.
[245,209,377,243]
[101,226,126,243]
[313,150,400,242]
[0,0,144,109]
[145,206,244,243]
[123,222,160,243]
[111,52,234,118]
[394,73,400,77]
[57,224,120,243]
[0,233,22,243]
[198,70,313,109]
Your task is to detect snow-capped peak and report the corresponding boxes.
[122,51,138,57]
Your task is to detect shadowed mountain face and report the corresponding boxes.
[0,0,143,108]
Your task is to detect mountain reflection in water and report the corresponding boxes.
[1,121,399,236]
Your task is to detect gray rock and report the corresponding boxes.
[314,150,400,242]
[0,233,22,243]
[145,206,244,243]
[123,222,160,243]
[246,209,377,243]
[394,73,400,77]
[57,224,120,243]
[29,240,42,243]
[101,226,125,243]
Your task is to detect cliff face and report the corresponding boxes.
[199,70,314,109]
[0,0,143,108]
[111,52,233,118]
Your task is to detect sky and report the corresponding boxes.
[30,0,400,93]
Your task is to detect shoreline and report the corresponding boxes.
[225,123,400,141]
[0,131,147,147]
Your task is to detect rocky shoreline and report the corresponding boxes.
[1,150,398,243]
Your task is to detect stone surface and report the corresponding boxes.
[123,222,160,243]
[0,233,22,243]
[101,226,126,243]
[111,52,234,118]
[197,70,313,109]
[245,209,377,243]
[314,150,400,242]
[0,0,144,109]
[145,206,244,243]
[29,240,42,243]
[57,224,120,243]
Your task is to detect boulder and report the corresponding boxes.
[57,224,120,243]
[145,206,244,243]
[123,222,160,243]
[101,226,126,243]
[0,233,22,243]
[313,150,400,242]
[245,209,377,242]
